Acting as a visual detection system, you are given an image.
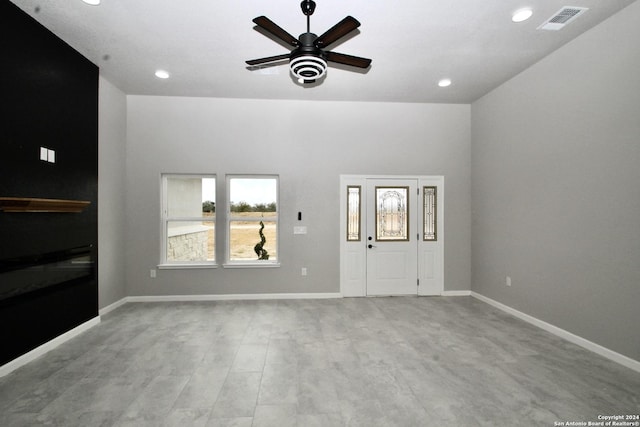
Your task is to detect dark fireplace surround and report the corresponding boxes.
[0,245,94,302]
[0,1,99,366]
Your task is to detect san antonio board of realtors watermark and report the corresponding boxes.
[554,414,639,426]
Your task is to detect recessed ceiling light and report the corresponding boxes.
[512,8,533,23]
[155,70,170,79]
[438,78,452,88]
[82,0,101,5]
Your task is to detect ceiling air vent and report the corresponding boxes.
[538,7,588,31]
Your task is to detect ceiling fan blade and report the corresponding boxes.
[246,54,290,66]
[324,51,371,68]
[253,16,299,47]
[315,16,361,48]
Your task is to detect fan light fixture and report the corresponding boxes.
[82,0,101,5]
[438,78,452,87]
[290,55,327,83]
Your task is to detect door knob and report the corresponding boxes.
[368,244,376,249]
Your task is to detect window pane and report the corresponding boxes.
[227,176,278,264]
[229,178,277,214]
[167,176,215,217]
[229,220,277,261]
[376,187,409,241]
[423,186,437,241]
[166,221,215,262]
[347,186,361,241]
[163,175,216,264]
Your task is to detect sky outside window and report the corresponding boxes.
[229,178,277,206]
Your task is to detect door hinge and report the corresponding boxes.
[417,278,420,286]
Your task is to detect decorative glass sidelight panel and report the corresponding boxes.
[423,186,437,241]
[376,187,409,241]
[346,186,361,241]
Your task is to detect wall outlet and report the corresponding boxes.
[506,276,511,287]
[301,267,308,276]
[150,269,157,278]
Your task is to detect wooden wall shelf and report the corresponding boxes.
[0,197,91,213]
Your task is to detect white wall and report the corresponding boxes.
[125,97,470,296]
[98,76,127,309]
[471,1,640,361]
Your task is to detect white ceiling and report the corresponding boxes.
[10,0,637,103]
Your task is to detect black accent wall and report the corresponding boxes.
[0,1,99,365]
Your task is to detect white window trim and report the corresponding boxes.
[224,174,280,268]
[160,173,217,268]
[222,262,280,269]
[158,263,218,270]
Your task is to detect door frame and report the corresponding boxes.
[339,175,444,297]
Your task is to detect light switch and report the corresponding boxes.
[48,149,55,163]
[294,226,307,234]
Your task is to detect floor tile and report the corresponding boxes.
[258,363,298,405]
[173,365,229,409]
[209,372,262,418]
[119,375,190,423]
[230,344,268,373]
[206,417,253,427]
[252,404,297,427]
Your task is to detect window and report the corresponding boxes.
[227,176,278,265]
[375,186,409,241]
[161,174,216,266]
[422,186,437,241]
[346,185,361,241]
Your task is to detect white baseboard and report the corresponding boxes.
[99,297,129,316]
[471,291,640,373]
[0,316,101,378]
[441,290,472,296]
[126,292,343,302]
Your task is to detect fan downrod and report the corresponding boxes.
[300,0,316,16]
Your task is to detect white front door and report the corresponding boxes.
[365,179,418,295]
[340,175,444,297]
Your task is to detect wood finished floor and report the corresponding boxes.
[1,297,638,426]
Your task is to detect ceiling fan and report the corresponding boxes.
[246,0,372,84]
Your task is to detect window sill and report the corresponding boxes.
[158,263,218,270]
[223,262,281,269]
